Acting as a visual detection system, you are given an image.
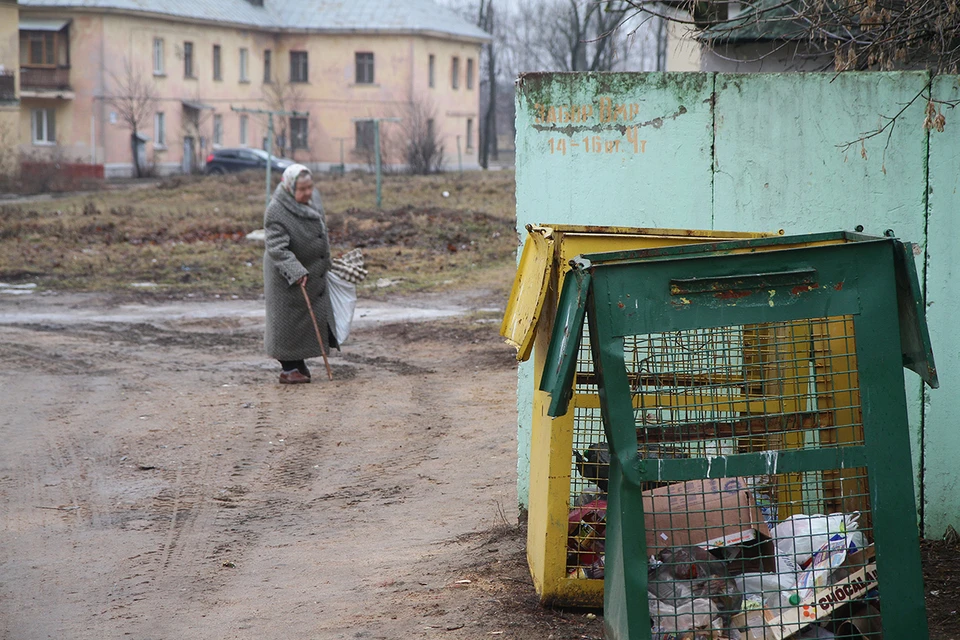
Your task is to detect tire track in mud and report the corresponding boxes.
[0,339,106,376]
[0,372,126,638]
[1,303,524,639]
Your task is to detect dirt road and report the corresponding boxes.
[0,291,603,640]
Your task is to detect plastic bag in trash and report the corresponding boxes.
[734,570,798,611]
[327,271,357,345]
[649,595,722,639]
[649,546,743,616]
[771,513,865,571]
[794,534,854,602]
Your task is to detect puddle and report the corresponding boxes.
[0,297,467,328]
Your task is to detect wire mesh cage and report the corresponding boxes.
[566,318,877,634]
[634,319,874,639]
[501,224,778,607]
[543,232,937,640]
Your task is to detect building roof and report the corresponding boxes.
[19,0,491,41]
[699,0,807,44]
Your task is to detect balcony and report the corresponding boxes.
[21,66,71,91]
[0,71,15,102]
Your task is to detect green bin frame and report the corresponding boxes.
[541,232,937,640]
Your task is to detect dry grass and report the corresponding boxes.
[0,170,518,298]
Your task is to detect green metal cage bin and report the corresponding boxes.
[540,232,938,640]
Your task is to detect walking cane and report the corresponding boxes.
[300,280,334,381]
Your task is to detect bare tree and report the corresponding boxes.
[622,1,960,145]
[263,79,308,158]
[445,0,664,167]
[0,118,18,184]
[106,59,159,178]
[478,0,498,168]
[397,97,445,175]
[626,1,960,74]
[654,12,668,71]
[507,0,635,72]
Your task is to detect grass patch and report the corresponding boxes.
[0,170,518,298]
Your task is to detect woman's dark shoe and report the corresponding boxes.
[297,364,311,381]
[279,370,311,384]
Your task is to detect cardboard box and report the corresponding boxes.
[642,477,772,558]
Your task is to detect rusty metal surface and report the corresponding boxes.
[536,224,780,240]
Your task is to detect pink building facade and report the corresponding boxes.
[9,0,487,177]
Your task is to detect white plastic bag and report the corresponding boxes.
[771,512,864,570]
[734,571,797,610]
[327,272,357,345]
[795,535,853,601]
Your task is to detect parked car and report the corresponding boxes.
[205,148,293,175]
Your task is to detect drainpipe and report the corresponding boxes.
[408,39,414,104]
[98,14,106,173]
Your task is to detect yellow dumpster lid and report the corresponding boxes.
[500,225,554,362]
[501,224,781,363]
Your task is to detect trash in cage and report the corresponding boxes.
[502,224,776,607]
[834,603,883,639]
[649,545,742,617]
[574,441,688,500]
[643,478,773,558]
[567,499,607,578]
[572,482,606,507]
[772,513,865,572]
[649,594,723,639]
[540,233,937,636]
[728,543,878,640]
[575,441,612,493]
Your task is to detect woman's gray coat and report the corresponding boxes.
[263,184,337,360]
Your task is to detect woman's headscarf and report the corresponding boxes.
[281,164,312,194]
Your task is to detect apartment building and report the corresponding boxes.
[11,0,487,177]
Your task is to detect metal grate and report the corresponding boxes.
[566,317,879,637]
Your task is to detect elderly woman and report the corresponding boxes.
[263,164,337,384]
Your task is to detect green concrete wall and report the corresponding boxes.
[924,74,960,537]
[514,71,957,536]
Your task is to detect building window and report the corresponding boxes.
[212,44,222,81]
[213,114,223,146]
[154,112,166,147]
[466,58,474,90]
[427,118,434,140]
[355,52,374,84]
[239,115,248,146]
[428,54,435,88]
[290,51,308,83]
[290,116,308,150]
[239,48,249,82]
[263,49,272,83]
[20,32,56,66]
[355,121,374,151]
[451,56,460,89]
[466,118,473,150]
[183,41,194,78]
[31,108,56,144]
[153,38,164,75]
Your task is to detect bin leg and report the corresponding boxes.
[591,326,654,640]
[854,294,929,639]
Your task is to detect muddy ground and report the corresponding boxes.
[0,289,607,640]
[2,291,958,640]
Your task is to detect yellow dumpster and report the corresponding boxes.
[502,224,779,607]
